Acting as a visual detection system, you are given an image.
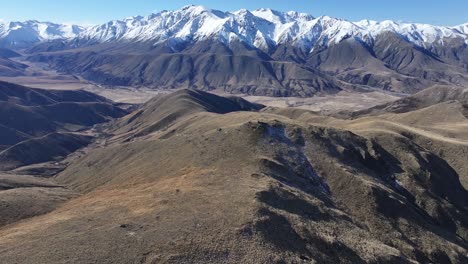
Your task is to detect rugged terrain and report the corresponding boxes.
[1,5,467,96]
[0,5,467,263]
[0,81,129,239]
[0,87,466,263]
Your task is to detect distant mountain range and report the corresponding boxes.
[1,5,467,96]
[1,6,467,50]
[0,20,84,48]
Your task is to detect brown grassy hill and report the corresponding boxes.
[0,173,76,227]
[317,86,468,190]
[345,85,468,117]
[112,89,264,139]
[0,90,466,263]
[343,103,468,190]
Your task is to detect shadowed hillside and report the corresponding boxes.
[0,81,128,147]
[0,133,93,171]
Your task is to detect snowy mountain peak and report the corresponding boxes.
[252,8,313,24]
[178,5,213,16]
[181,4,200,10]
[0,20,84,47]
[454,23,468,34]
[0,6,467,50]
[233,9,253,17]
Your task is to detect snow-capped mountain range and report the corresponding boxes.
[0,20,84,47]
[1,5,467,50]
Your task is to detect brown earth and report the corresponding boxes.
[0,88,466,263]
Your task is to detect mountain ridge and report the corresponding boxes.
[1,5,467,96]
[1,5,466,51]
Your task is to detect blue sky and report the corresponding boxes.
[0,0,467,26]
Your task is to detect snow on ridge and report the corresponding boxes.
[1,5,467,49]
[89,6,463,50]
[0,20,84,45]
[353,19,467,46]
[453,23,468,35]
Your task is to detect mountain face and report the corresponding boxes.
[2,5,468,96]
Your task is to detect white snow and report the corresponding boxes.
[0,20,84,45]
[1,5,467,49]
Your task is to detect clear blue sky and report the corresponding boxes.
[0,0,467,26]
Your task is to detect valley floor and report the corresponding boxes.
[0,56,402,109]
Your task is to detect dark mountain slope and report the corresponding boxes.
[0,124,30,148]
[0,101,59,136]
[37,102,130,127]
[307,38,433,93]
[23,30,468,96]
[0,100,126,138]
[0,48,21,59]
[0,58,27,77]
[28,42,342,97]
[0,81,111,106]
[373,32,467,86]
[429,37,468,68]
[0,49,25,76]
[0,133,93,171]
[0,81,128,146]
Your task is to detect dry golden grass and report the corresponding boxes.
[0,89,467,263]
